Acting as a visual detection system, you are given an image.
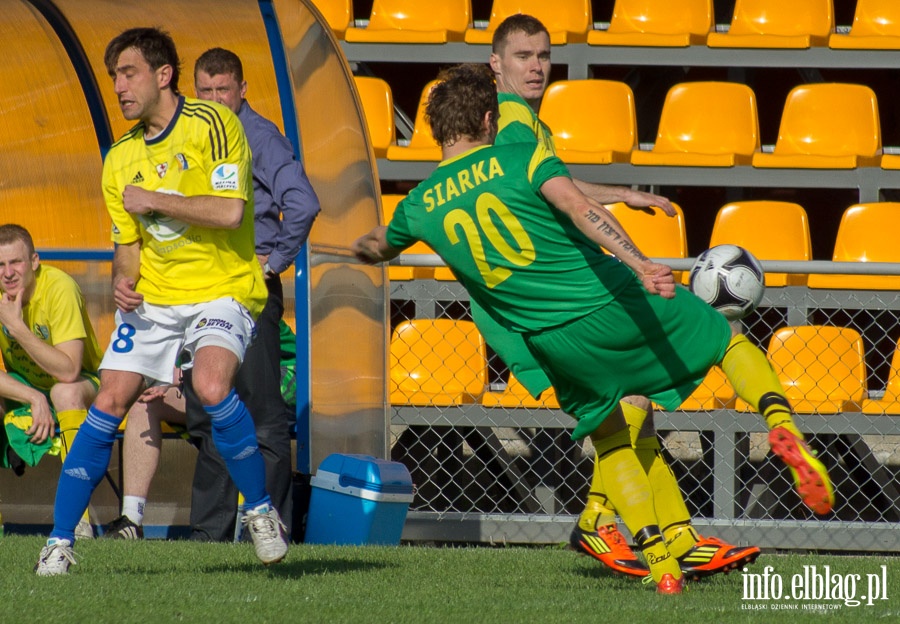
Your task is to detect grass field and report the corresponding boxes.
[1,535,898,623]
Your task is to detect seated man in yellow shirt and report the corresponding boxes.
[0,224,102,537]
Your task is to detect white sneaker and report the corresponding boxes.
[242,503,288,565]
[75,518,94,540]
[35,538,77,576]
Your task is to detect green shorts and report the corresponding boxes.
[2,370,99,413]
[524,283,731,440]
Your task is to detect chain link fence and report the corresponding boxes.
[387,268,900,550]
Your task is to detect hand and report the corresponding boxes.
[137,384,171,403]
[25,395,55,444]
[114,276,143,313]
[621,189,676,217]
[639,261,676,299]
[351,237,379,265]
[123,185,157,216]
[0,291,24,332]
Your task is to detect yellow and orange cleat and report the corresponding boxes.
[769,427,835,515]
[678,535,760,580]
[570,523,650,578]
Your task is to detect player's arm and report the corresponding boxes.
[352,226,404,264]
[121,187,245,229]
[572,178,676,217]
[0,371,55,442]
[541,176,676,299]
[112,240,143,313]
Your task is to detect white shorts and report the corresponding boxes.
[99,297,256,385]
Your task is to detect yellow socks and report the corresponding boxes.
[592,428,679,582]
[663,522,701,559]
[721,334,804,438]
[56,409,87,461]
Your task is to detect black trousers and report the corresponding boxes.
[184,277,294,541]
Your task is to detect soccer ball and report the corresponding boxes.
[689,244,765,321]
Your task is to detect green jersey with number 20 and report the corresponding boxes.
[385,141,635,333]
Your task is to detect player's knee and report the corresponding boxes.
[622,395,651,412]
[191,376,232,407]
[49,381,88,411]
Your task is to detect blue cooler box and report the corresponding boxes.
[304,454,415,545]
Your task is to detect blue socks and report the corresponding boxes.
[51,407,119,542]
[206,389,270,510]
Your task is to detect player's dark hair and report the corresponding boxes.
[104,27,181,94]
[426,64,498,146]
[492,14,550,54]
[195,47,244,84]
[0,224,35,255]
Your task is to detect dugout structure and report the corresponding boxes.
[0,0,387,534]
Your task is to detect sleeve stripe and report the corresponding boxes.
[183,101,230,160]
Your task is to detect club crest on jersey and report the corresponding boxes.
[175,153,188,171]
[33,324,50,340]
[211,164,239,191]
[131,171,144,184]
[156,162,168,178]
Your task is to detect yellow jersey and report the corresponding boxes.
[0,265,102,390]
[102,96,266,318]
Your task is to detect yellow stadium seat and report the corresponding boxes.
[751,84,881,169]
[538,80,637,164]
[708,201,811,287]
[345,0,472,43]
[807,203,900,290]
[390,319,488,405]
[862,338,900,414]
[464,0,593,44]
[482,373,560,409]
[678,366,735,410]
[354,76,396,158]
[310,0,353,38]
[707,0,834,48]
[829,0,900,50]
[630,81,759,167]
[587,0,713,47]
[736,326,867,414]
[386,80,441,161]
[604,202,687,258]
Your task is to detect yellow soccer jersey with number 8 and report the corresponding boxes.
[101,96,266,318]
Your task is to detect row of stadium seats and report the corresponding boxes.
[383,198,900,290]
[318,0,900,50]
[390,319,900,415]
[357,77,891,169]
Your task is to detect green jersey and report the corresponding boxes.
[497,92,554,150]
[385,142,635,333]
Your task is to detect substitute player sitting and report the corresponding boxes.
[0,224,100,537]
[35,27,287,575]
[353,64,834,594]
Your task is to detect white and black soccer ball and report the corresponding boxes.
[689,244,765,321]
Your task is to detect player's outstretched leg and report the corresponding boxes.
[720,334,834,515]
[768,426,834,515]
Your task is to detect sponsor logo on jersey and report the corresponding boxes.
[195,317,234,331]
[175,153,188,171]
[156,162,168,178]
[131,171,144,184]
[211,163,239,191]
